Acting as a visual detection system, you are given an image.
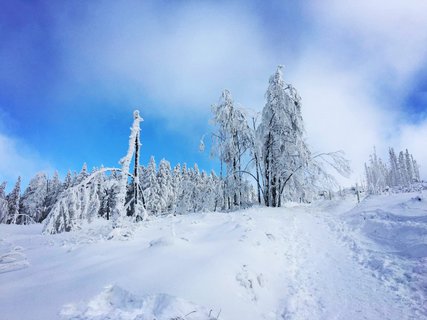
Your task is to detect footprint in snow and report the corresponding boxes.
[235,265,264,302]
[265,233,276,241]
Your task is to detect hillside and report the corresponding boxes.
[1,192,426,320]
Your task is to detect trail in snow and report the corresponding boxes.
[278,206,421,320]
[0,193,425,320]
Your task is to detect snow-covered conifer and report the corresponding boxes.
[388,148,400,186]
[412,157,420,182]
[20,172,48,223]
[7,177,21,224]
[144,156,162,215]
[76,163,89,185]
[405,149,414,183]
[398,151,409,186]
[171,164,182,214]
[44,171,62,221]
[63,170,73,190]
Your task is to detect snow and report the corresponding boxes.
[1,192,426,319]
[60,285,216,320]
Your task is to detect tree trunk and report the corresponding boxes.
[254,153,262,204]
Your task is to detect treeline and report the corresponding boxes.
[365,147,421,194]
[0,159,255,226]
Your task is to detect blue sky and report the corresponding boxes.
[1,0,427,190]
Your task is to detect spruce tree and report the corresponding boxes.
[20,172,48,223]
[7,177,21,224]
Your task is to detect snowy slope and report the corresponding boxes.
[0,192,426,319]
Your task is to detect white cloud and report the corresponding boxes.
[0,132,51,191]
[308,0,427,87]
[53,1,274,115]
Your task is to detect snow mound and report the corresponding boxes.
[60,285,220,320]
[340,192,427,316]
[348,207,427,258]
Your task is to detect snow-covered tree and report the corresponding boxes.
[398,151,409,186]
[143,156,162,215]
[63,170,73,190]
[412,157,420,182]
[99,177,119,221]
[176,163,192,214]
[365,148,388,194]
[157,159,173,213]
[75,163,89,185]
[171,164,182,214]
[405,149,414,183]
[258,66,311,206]
[210,170,224,211]
[211,89,252,210]
[207,66,350,207]
[365,147,421,193]
[113,110,144,225]
[388,148,400,187]
[7,177,21,224]
[44,171,62,221]
[20,172,48,223]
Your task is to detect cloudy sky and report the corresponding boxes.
[1,0,427,189]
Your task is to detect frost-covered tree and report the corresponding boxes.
[0,182,8,224]
[200,171,216,212]
[113,110,144,225]
[412,157,420,182]
[388,148,400,187]
[210,170,224,211]
[211,89,252,209]
[20,172,48,223]
[176,163,192,214]
[99,178,118,221]
[207,66,350,207]
[143,156,162,215]
[75,163,89,185]
[7,177,21,224]
[405,149,414,183]
[258,66,311,206]
[157,159,173,213]
[190,164,202,212]
[398,151,409,186]
[63,170,73,190]
[44,171,62,221]
[171,164,182,214]
[44,111,147,233]
[365,147,421,193]
[365,148,388,194]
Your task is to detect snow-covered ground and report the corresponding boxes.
[1,192,426,320]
